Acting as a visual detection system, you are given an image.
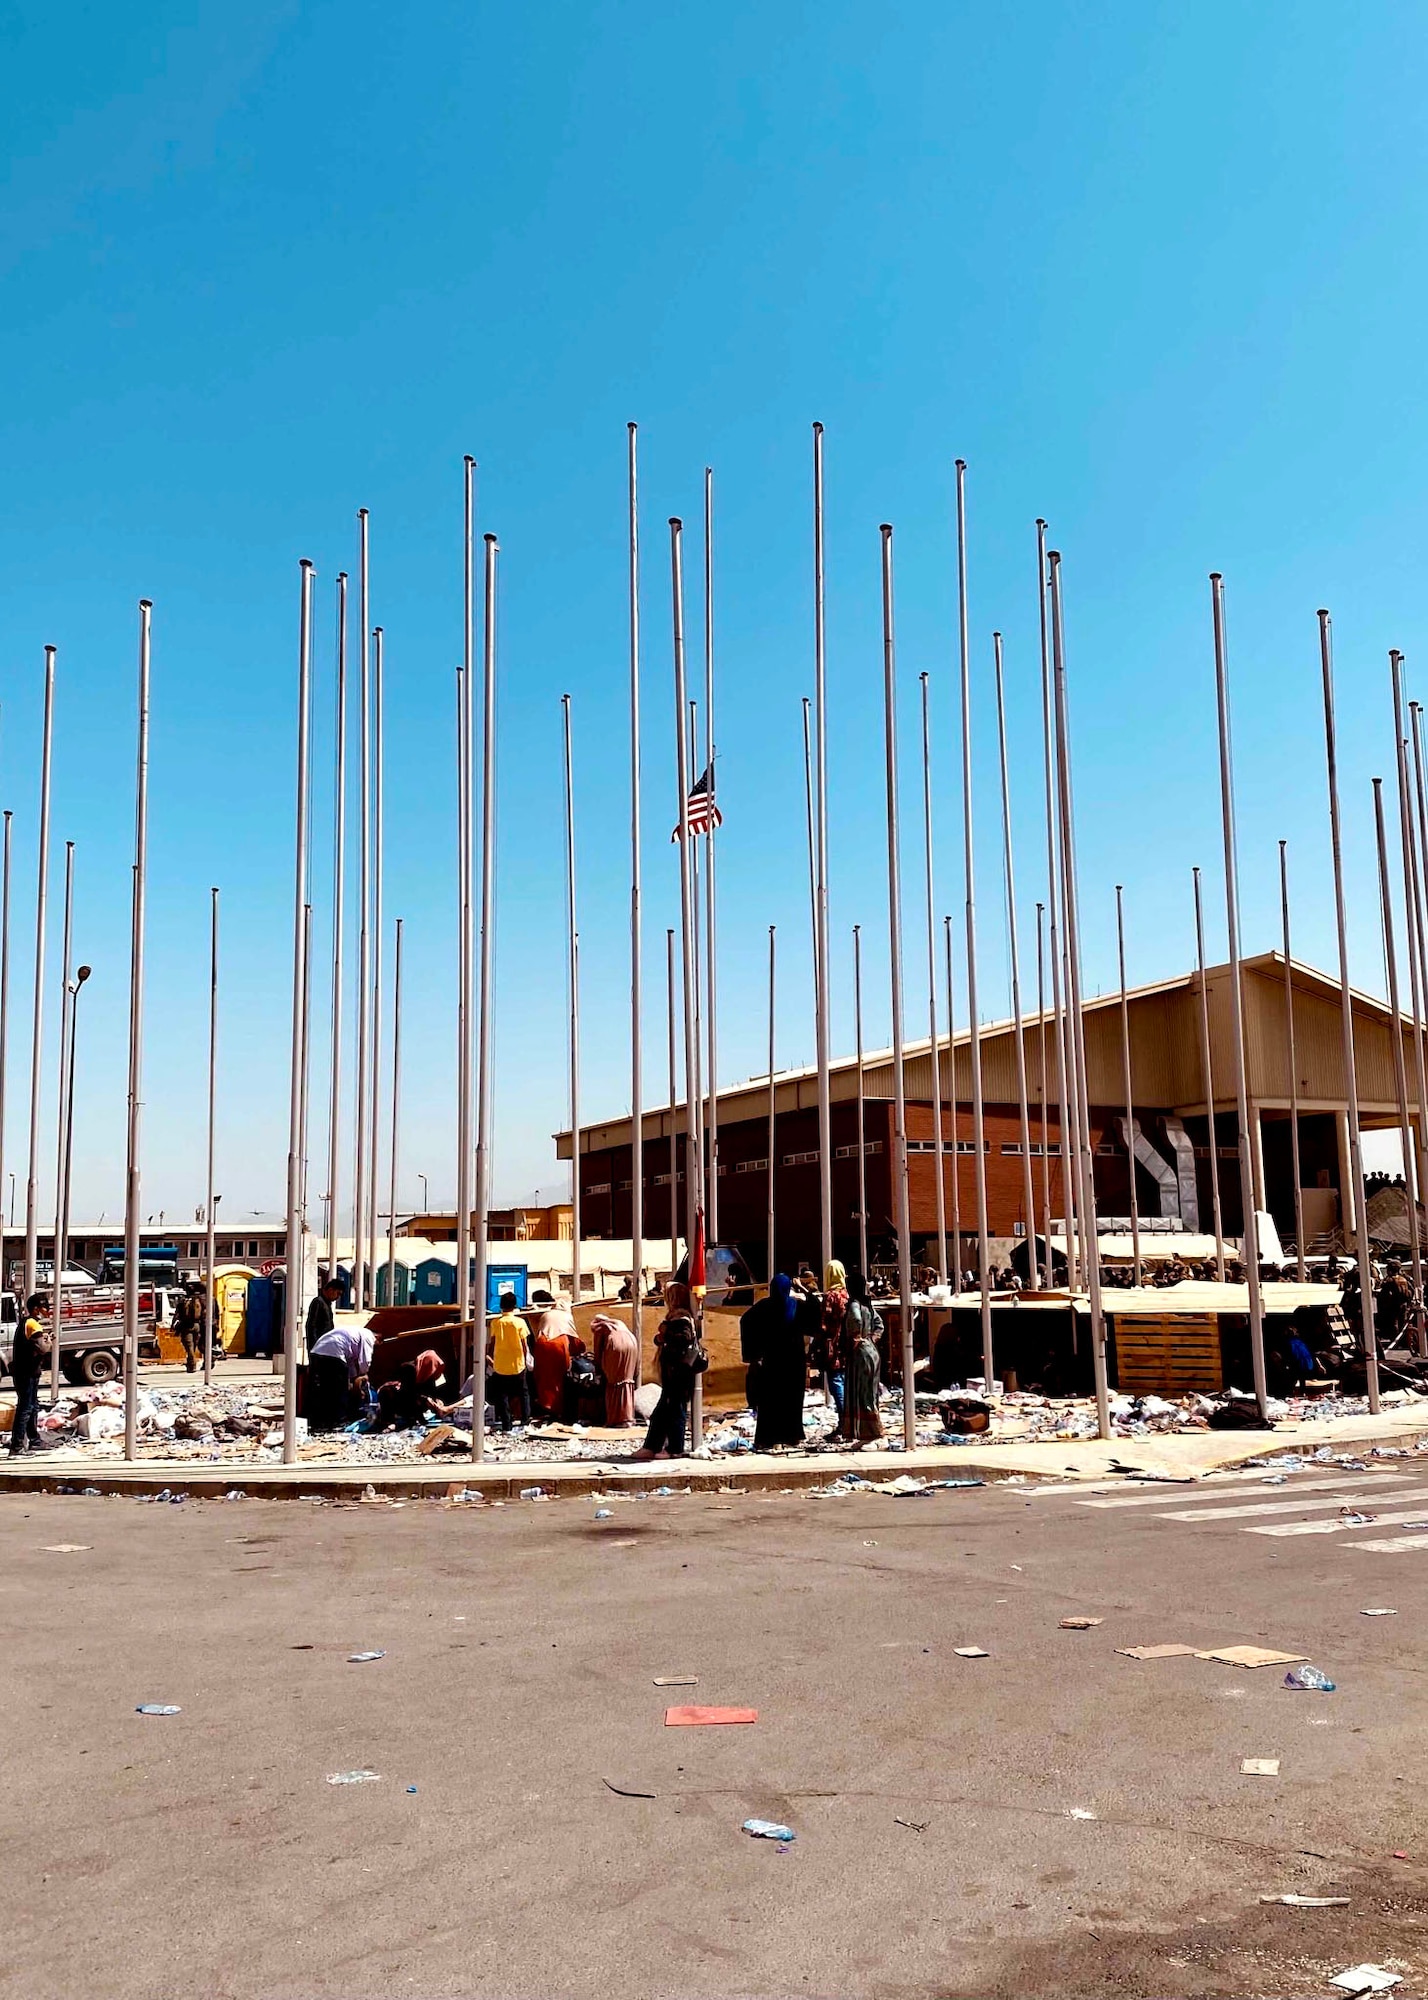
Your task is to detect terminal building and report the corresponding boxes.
[557,953,1424,1276]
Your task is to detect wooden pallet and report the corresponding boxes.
[1113,1312,1223,1394]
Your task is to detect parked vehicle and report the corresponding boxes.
[0,1285,161,1386]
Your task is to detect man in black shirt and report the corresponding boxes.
[9,1295,52,1456]
[305,1279,345,1360]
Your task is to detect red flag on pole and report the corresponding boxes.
[690,1206,707,1299]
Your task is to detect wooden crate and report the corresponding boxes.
[1113,1312,1223,1395]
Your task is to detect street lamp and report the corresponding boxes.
[418,1172,429,1213]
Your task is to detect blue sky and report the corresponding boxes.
[1,0,1424,1221]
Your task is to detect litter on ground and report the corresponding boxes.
[1241,1758,1281,1776]
[347,1650,386,1663]
[1259,1893,1350,1907]
[664,1706,757,1726]
[1198,1646,1307,1669]
[1330,1969,1401,1995]
[1059,1616,1102,1629]
[953,1646,989,1658]
[326,1769,381,1785]
[1117,1643,1197,1660]
[135,1703,180,1716]
[603,1778,656,1798]
[653,1676,698,1687]
[742,1818,795,1842]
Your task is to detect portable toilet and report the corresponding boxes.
[245,1275,276,1356]
[486,1263,527,1312]
[375,1259,412,1307]
[213,1267,253,1354]
[413,1256,456,1306]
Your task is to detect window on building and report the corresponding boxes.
[616,1180,633,1191]
[653,1173,672,1186]
[587,1182,611,1196]
[187,1241,199,1256]
[736,1158,769,1174]
[1000,1143,1022,1156]
[248,1240,260,1256]
[781,1150,819,1167]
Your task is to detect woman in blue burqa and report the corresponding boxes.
[741,1272,810,1451]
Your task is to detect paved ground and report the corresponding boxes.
[1,1466,1425,1998]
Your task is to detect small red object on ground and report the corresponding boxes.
[663,1706,758,1726]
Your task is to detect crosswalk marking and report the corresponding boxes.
[1156,1487,1422,1523]
[1081,1473,1406,1511]
[1348,1533,1428,1551]
[1249,1500,1428,1537]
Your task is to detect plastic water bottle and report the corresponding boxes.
[1284,1664,1335,1691]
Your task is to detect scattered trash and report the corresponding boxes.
[406,1786,417,1794]
[664,1706,757,1726]
[894,1816,930,1832]
[1241,1758,1281,1777]
[1361,1608,1398,1617]
[1066,1807,1097,1820]
[594,1508,614,1520]
[742,1818,795,1842]
[347,1650,386,1664]
[1117,1643,1196,1660]
[953,1646,989,1658]
[1392,1851,1410,1860]
[608,1539,636,1549]
[653,1676,699,1687]
[1338,1512,1376,1527]
[291,1643,314,1650]
[1199,1646,1307,1670]
[1258,1894,1350,1907]
[326,1769,381,1785]
[1330,1968,1400,1995]
[519,1486,544,1500]
[603,1778,657,1798]
[225,1490,246,1501]
[135,1703,180,1716]
[1284,1665,1335,1691]
[1059,1616,1103,1630]
[42,1544,91,1553]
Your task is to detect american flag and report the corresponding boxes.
[671,763,722,841]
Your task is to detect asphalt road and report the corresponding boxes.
[0,1466,1425,1999]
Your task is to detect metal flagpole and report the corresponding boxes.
[1319,609,1379,1410]
[703,467,720,1244]
[1210,576,1267,1416]
[1374,776,1423,1304]
[687,702,705,1217]
[802,699,820,1021]
[919,675,948,1283]
[471,533,499,1462]
[1037,524,1075,1288]
[944,915,962,1289]
[1047,552,1110,1437]
[954,465,994,1386]
[812,424,833,1275]
[994,633,1038,1289]
[1193,867,1227,1281]
[766,926,777,1282]
[205,886,218,1380]
[562,694,582,1311]
[299,899,314,1257]
[57,962,85,1395]
[667,927,678,1279]
[49,840,74,1408]
[367,626,384,1305]
[0,813,13,1301]
[1391,659,1428,1296]
[1036,902,1051,1261]
[1409,702,1428,1206]
[670,517,703,1447]
[628,426,645,1376]
[386,917,403,1308]
[24,646,55,1305]
[879,525,916,1449]
[1403,709,1428,1355]
[1278,843,1307,1283]
[282,564,313,1463]
[352,511,370,1313]
[122,603,152,1464]
[457,458,475,1354]
[853,924,867,1278]
[326,573,347,1290]
[1115,886,1142,1287]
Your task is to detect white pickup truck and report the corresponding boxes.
[0,1285,166,1386]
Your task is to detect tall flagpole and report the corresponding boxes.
[562,694,582,1310]
[667,927,678,1279]
[628,426,645,1370]
[766,925,777,1282]
[205,886,218,1380]
[122,603,152,1464]
[49,840,74,1408]
[0,813,13,1301]
[994,632,1038,1288]
[457,458,475,1364]
[471,533,499,1462]
[1319,608,1379,1410]
[367,626,385,1301]
[703,466,720,1244]
[1037,524,1075,1286]
[879,524,916,1450]
[1374,775,1423,1305]
[1193,867,1227,1281]
[688,701,705,1213]
[942,916,963,1289]
[386,917,403,1307]
[282,564,313,1463]
[326,573,347,1288]
[24,645,55,1304]
[670,517,703,1448]
[1036,902,1051,1258]
[955,464,994,1385]
[1115,886,1141,1286]
[1047,552,1110,1437]
[853,923,867,1278]
[919,675,948,1284]
[1278,843,1307,1283]
[812,424,833,1274]
[802,699,820,1021]
[352,511,370,1313]
[1391,657,1428,1295]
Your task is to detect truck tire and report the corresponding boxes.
[61,1356,85,1386]
[80,1348,120,1385]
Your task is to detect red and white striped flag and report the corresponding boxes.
[671,764,722,841]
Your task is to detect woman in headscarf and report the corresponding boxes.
[591,1313,639,1427]
[740,1273,808,1452]
[532,1304,586,1421]
[371,1349,454,1431]
[633,1282,700,1460]
[840,1269,885,1446]
[814,1259,849,1421]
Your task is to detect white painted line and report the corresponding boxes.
[1345,1533,1428,1552]
[1159,1487,1427,1523]
[1083,1474,1407,1511]
[1248,1500,1428,1537]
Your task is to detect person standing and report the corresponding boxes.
[488,1291,532,1432]
[531,1304,585,1420]
[305,1278,344,1360]
[174,1283,206,1373]
[840,1269,885,1447]
[634,1281,701,1459]
[8,1295,53,1456]
[590,1313,638,1427]
[816,1259,849,1420]
[741,1273,809,1451]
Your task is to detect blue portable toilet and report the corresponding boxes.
[486,1263,527,1312]
[375,1260,412,1307]
[246,1275,276,1356]
[413,1256,456,1306]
